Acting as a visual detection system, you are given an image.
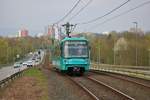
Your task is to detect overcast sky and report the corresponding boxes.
[0,0,150,36]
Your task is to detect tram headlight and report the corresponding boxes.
[84,59,89,64]
[63,59,68,64]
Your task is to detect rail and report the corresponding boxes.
[87,77,135,100]
[66,76,99,100]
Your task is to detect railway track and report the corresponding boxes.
[50,68,150,100]
[87,77,135,100]
[67,76,99,100]
[51,68,134,100]
[90,70,150,89]
[89,70,150,100]
[50,68,97,100]
[67,76,134,100]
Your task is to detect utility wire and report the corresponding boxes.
[56,0,81,24]
[77,0,131,25]
[68,0,93,21]
[90,1,150,30]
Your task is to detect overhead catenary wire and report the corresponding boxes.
[68,0,93,22]
[89,1,150,30]
[56,0,82,24]
[77,0,131,25]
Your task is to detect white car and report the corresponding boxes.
[22,62,28,66]
[14,62,22,68]
[27,61,34,67]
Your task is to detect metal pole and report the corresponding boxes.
[114,49,115,65]
[7,44,9,64]
[114,38,115,65]
[133,22,138,66]
[98,45,100,64]
[149,49,150,66]
[149,50,150,66]
[97,47,98,64]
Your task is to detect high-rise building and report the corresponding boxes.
[18,28,28,37]
[46,25,55,39]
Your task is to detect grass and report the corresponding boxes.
[24,68,49,100]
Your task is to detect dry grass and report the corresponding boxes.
[0,68,48,100]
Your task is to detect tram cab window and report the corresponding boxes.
[63,41,88,58]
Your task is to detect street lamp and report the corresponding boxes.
[133,22,138,66]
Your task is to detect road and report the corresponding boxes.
[0,50,45,82]
[0,65,27,81]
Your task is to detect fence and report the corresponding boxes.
[91,63,150,80]
[0,69,25,89]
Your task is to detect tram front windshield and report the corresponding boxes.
[64,41,88,58]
